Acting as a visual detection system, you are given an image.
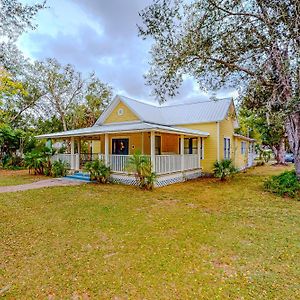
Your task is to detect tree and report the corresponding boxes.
[33,58,84,131]
[66,73,112,129]
[239,80,287,164]
[0,0,46,71]
[138,0,300,178]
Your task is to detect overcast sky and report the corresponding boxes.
[18,0,237,104]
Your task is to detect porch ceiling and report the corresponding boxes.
[36,121,209,139]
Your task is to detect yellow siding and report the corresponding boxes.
[176,123,218,172]
[104,101,139,124]
[234,138,249,169]
[219,117,235,160]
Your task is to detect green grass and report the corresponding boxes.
[0,170,46,186]
[0,165,299,299]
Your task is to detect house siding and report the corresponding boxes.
[104,102,139,124]
[176,123,218,172]
[234,138,250,169]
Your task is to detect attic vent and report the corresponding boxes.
[117,108,124,116]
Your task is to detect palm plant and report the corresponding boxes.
[51,159,69,177]
[127,150,157,190]
[213,159,237,181]
[24,147,52,175]
[84,159,111,183]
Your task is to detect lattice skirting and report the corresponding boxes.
[110,169,202,188]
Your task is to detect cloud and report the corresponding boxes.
[18,0,237,104]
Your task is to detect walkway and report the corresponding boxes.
[0,178,85,193]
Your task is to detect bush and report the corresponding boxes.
[51,159,69,177]
[84,159,111,183]
[127,150,157,190]
[213,159,237,181]
[24,146,52,175]
[264,170,300,198]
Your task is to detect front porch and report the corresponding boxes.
[40,122,209,186]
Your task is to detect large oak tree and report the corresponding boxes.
[138,0,300,178]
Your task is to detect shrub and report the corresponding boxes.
[51,159,69,177]
[127,150,157,190]
[84,159,111,183]
[264,170,300,198]
[24,147,52,175]
[213,159,237,181]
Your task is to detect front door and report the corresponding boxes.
[112,138,129,155]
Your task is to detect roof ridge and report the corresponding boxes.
[118,94,232,109]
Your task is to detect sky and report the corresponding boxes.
[18,0,238,105]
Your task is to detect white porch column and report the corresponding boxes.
[150,131,155,172]
[70,137,75,169]
[105,133,109,166]
[197,136,201,169]
[180,134,184,171]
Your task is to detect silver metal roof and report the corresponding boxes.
[36,121,209,139]
[96,95,233,126]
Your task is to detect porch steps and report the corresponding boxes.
[65,172,91,182]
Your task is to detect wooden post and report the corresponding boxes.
[150,131,155,172]
[105,134,109,166]
[70,137,75,169]
[197,136,201,169]
[180,134,184,171]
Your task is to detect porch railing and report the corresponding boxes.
[155,155,182,174]
[183,154,199,170]
[51,153,200,174]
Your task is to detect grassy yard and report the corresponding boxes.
[0,165,299,299]
[0,169,46,186]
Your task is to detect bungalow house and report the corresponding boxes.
[37,95,255,187]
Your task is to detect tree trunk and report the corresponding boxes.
[272,138,286,164]
[285,113,300,180]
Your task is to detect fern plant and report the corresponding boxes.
[213,159,237,181]
[84,159,111,183]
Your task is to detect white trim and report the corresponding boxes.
[95,96,121,125]
[217,122,220,161]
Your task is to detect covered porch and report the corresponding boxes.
[38,122,209,184]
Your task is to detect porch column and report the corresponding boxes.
[105,133,109,166]
[197,136,201,169]
[180,134,184,171]
[150,131,155,172]
[70,137,75,169]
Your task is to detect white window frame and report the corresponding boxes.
[241,141,246,155]
[224,137,231,159]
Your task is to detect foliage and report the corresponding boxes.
[24,146,52,175]
[264,170,300,198]
[0,0,45,71]
[138,0,300,178]
[255,145,272,163]
[51,159,68,178]
[127,150,157,190]
[213,159,237,181]
[84,159,111,183]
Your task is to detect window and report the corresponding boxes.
[155,135,161,155]
[184,138,198,154]
[241,141,246,155]
[224,138,231,159]
[117,108,124,116]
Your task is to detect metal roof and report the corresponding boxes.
[96,95,234,126]
[36,121,210,139]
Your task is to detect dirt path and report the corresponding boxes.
[0,178,85,193]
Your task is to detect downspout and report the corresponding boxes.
[217,122,220,161]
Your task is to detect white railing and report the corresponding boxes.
[155,155,182,174]
[183,154,199,170]
[109,154,133,173]
[51,154,79,169]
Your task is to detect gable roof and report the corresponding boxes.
[95,95,235,126]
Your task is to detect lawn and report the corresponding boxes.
[0,169,46,186]
[0,165,299,299]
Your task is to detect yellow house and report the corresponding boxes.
[37,95,255,187]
